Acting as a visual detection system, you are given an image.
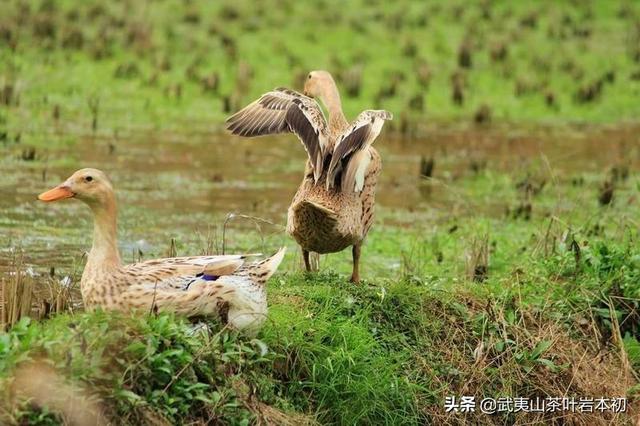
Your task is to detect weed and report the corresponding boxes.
[466,235,490,282]
[1,253,34,331]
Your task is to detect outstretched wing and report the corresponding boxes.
[226,88,329,182]
[326,110,392,190]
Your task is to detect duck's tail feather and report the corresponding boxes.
[249,247,287,286]
[341,149,372,193]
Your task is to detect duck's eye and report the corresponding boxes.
[85,176,93,183]
[307,74,312,79]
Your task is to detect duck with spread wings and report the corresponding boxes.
[226,70,392,283]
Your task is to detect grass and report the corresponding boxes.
[0,253,34,330]
[1,0,640,150]
[1,259,638,424]
[1,251,78,332]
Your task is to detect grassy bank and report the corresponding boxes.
[1,216,639,424]
[0,268,636,425]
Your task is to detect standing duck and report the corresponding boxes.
[38,168,285,332]
[226,70,392,283]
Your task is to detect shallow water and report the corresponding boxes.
[1,125,639,272]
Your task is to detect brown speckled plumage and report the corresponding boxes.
[38,168,286,332]
[226,71,391,282]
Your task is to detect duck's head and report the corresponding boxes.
[303,70,336,99]
[38,168,114,207]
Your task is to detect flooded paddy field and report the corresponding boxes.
[1,124,638,277]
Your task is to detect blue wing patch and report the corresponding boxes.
[184,272,219,290]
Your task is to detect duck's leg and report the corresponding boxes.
[310,252,320,271]
[303,249,312,272]
[303,250,321,272]
[350,243,361,283]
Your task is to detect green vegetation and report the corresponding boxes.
[1,0,640,147]
[1,0,640,424]
[3,242,639,424]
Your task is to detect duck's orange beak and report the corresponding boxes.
[38,185,74,202]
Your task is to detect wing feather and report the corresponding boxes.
[123,254,253,290]
[326,110,392,190]
[226,88,329,181]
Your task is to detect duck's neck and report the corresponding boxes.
[322,82,349,134]
[87,198,121,269]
